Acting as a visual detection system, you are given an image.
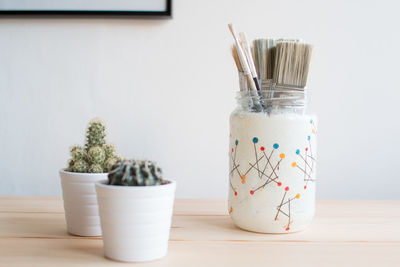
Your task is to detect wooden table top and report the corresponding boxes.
[0,197,399,266]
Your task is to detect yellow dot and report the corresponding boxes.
[296,193,301,199]
[280,153,285,159]
[312,129,316,133]
[292,162,297,167]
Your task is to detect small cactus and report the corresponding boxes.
[66,119,121,173]
[70,146,86,160]
[104,156,119,172]
[108,159,164,186]
[68,159,75,170]
[72,159,89,173]
[88,146,106,164]
[85,119,106,149]
[103,144,116,159]
[89,164,103,173]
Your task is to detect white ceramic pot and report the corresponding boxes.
[95,180,176,262]
[59,170,107,236]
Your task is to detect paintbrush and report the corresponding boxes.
[231,45,247,92]
[228,24,257,92]
[239,32,260,91]
[252,38,277,104]
[228,24,263,111]
[239,32,266,110]
[229,26,314,113]
[252,38,276,81]
[273,40,313,88]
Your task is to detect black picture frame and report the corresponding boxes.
[0,0,172,18]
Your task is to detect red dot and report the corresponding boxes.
[260,146,265,151]
[285,186,289,191]
[286,227,290,231]
[234,191,237,196]
[277,182,282,186]
[304,185,307,189]
[250,190,254,195]
[305,147,308,151]
[232,148,234,152]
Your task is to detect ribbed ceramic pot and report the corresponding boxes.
[95,180,176,262]
[59,170,107,236]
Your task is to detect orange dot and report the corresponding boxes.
[230,207,233,213]
[296,193,301,199]
[241,178,246,184]
[280,153,285,159]
[292,162,297,167]
[241,174,246,179]
[312,129,316,133]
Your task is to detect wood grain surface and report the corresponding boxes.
[0,197,399,266]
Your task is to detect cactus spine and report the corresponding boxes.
[108,160,164,186]
[67,119,120,173]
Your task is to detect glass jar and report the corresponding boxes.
[228,81,317,233]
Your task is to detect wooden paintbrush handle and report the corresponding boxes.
[245,74,257,91]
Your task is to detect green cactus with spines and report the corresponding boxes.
[108,159,165,186]
[70,146,86,160]
[85,119,106,149]
[68,159,75,170]
[66,119,121,173]
[104,156,119,173]
[103,144,116,159]
[89,164,103,173]
[88,146,106,164]
[72,159,89,173]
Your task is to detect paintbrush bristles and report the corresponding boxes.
[252,39,265,80]
[229,24,313,92]
[231,45,243,72]
[252,39,276,80]
[273,41,313,88]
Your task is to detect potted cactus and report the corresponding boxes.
[59,119,120,236]
[95,160,176,262]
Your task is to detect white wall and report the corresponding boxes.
[1,0,399,199]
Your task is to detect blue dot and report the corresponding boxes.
[310,119,313,124]
[235,140,239,145]
[253,137,258,143]
[273,143,279,149]
[307,136,311,140]
[296,149,300,155]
